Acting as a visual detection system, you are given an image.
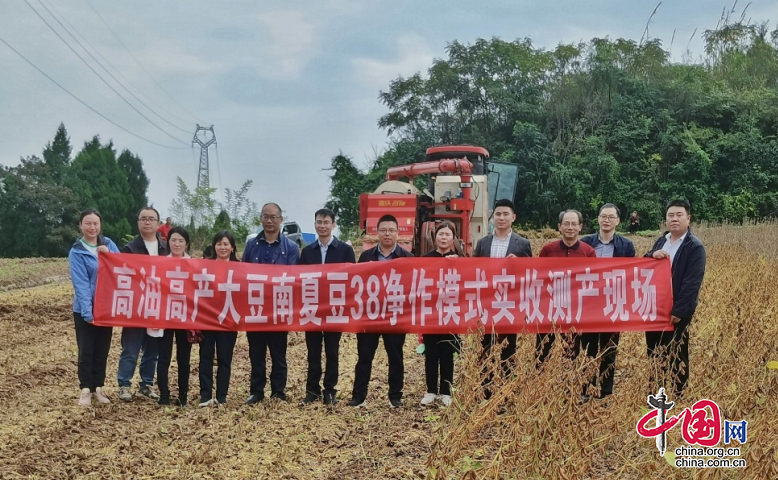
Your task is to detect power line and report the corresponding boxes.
[84,0,203,126]
[40,0,192,135]
[23,0,190,147]
[0,35,189,149]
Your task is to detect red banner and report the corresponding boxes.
[93,253,673,334]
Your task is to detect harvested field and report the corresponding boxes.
[0,224,776,479]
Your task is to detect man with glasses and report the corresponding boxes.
[536,209,596,366]
[348,214,413,408]
[580,203,636,400]
[117,207,168,402]
[242,203,299,404]
[298,208,356,406]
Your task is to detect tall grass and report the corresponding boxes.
[427,222,778,479]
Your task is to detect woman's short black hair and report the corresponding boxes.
[167,226,191,253]
[209,230,239,261]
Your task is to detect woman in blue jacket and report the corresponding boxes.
[68,208,120,406]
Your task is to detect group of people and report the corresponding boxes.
[69,198,705,409]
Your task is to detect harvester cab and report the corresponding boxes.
[358,145,518,256]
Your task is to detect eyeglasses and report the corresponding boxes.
[598,215,618,221]
[560,222,579,228]
[378,228,398,234]
[315,220,333,226]
[138,217,158,223]
[261,215,281,221]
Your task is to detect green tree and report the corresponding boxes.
[213,210,231,231]
[65,137,132,241]
[42,123,72,184]
[117,149,149,234]
[169,176,218,229]
[222,179,259,242]
[0,156,79,257]
[325,154,367,230]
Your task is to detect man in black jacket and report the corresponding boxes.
[473,199,532,399]
[116,207,169,402]
[348,214,413,408]
[645,199,706,397]
[299,208,356,406]
[580,203,636,399]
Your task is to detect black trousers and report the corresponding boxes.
[352,333,405,401]
[247,331,288,397]
[579,332,620,397]
[481,333,516,398]
[646,321,690,397]
[424,334,460,396]
[199,330,237,402]
[535,333,580,366]
[157,329,192,399]
[73,313,112,391]
[305,331,342,396]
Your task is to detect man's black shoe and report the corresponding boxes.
[323,392,338,405]
[300,393,320,405]
[245,394,264,405]
[389,399,403,409]
[347,397,366,407]
[270,392,287,402]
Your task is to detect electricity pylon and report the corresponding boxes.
[192,124,216,190]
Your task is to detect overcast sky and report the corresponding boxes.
[2,0,776,233]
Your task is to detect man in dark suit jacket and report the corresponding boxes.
[299,209,356,406]
[580,203,636,399]
[117,207,169,402]
[474,199,532,399]
[348,214,414,408]
[645,199,706,397]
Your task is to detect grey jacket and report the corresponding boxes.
[473,232,532,258]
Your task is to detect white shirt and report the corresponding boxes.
[662,231,687,265]
[144,240,159,256]
[80,239,98,256]
[490,233,511,258]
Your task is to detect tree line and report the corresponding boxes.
[0,122,262,258]
[0,124,149,257]
[327,13,778,232]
